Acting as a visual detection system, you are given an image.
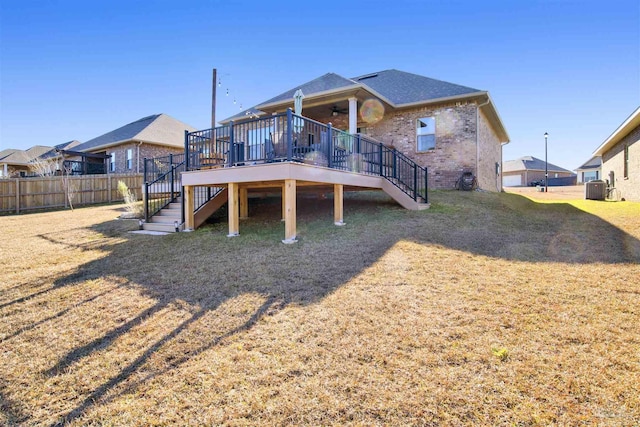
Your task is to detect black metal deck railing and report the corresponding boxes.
[143,153,223,224]
[185,109,428,203]
[142,110,428,227]
[143,153,184,222]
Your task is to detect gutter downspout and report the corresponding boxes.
[136,141,143,173]
[476,97,491,190]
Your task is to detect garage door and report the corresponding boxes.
[503,174,522,187]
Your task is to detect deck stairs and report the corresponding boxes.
[142,197,184,233]
[142,187,229,233]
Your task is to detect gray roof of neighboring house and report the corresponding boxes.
[0,150,32,165]
[25,145,55,159]
[225,69,483,123]
[0,146,58,166]
[503,156,575,174]
[0,149,21,161]
[73,114,197,152]
[575,156,601,171]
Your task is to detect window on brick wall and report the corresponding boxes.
[126,149,133,170]
[109,153,115,172]
[624,144,629,178]
[416,117,435,152]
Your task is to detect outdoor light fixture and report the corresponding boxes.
[544,132,549,193]
[138,219,143,230]
[174,220,179,233]
[332,110,339,117]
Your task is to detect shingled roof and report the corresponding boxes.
[351,69,481,105]
[225,69,484,122]
[503,156,574,174]
[73,114,196,152]
[575,156,601,171]
[258,73,358,106]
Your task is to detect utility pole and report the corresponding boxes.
[211,68,217,129]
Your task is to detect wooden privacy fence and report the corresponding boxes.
[0,173,143,214]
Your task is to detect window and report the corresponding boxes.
[126,149,133,170]
[583,171,599,182]
[109,153,115,172]
[416,117,435,151]
[624,144,629,179]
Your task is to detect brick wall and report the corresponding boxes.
[106,143,183,174]
[477,108,503,191]
[602,123,640,201]
[361,103,490,190]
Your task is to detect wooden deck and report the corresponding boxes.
[181,162,428,242]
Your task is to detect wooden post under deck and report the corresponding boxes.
[184,185,195,230]
[228,182,239,237]
[281,183,286,220]
[239,186,248,219]
[334,184,345,225]
[282,179,297,243]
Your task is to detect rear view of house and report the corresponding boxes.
[224,69,510,191]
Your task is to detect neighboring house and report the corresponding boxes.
[0,145,59,178]
[0,141,86,178]
[593,106,640,201]
[222,69,510,191]
[575,156,602,183]
[502,156,576,187]
[70,114,197,174]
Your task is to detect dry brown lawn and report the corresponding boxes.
[1,190,639,426]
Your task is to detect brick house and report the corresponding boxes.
[70,114,196,174]
[222,69,509,191]
[502,156,576,187]
[593,106,640,201]
[0,142,79,178]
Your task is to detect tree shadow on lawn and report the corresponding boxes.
[7,190,639,425]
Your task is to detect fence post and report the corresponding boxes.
[108,174,112,202]
[15,179,20,214]
[355,134,361,154]
[184,130,190,171]
[286,109,293,162]
[327,123,333,168]
[378,143,383,176]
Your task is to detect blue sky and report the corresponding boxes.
[1,0,638,170]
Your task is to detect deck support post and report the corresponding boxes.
[282,179,297,244]
[281,183,286,220]
[227,182,239,237]
[239,186,248,219]
[334,184,345,226]
[184,185,195,231]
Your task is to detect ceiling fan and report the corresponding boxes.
[331,105,348,116]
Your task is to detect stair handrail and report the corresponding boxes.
[144,154,185,222]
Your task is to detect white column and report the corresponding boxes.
[2,163,7,177]
[348,97,358,134]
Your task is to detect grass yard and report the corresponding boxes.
[1,190,639,426]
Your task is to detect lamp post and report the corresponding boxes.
[544,132,549,193]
